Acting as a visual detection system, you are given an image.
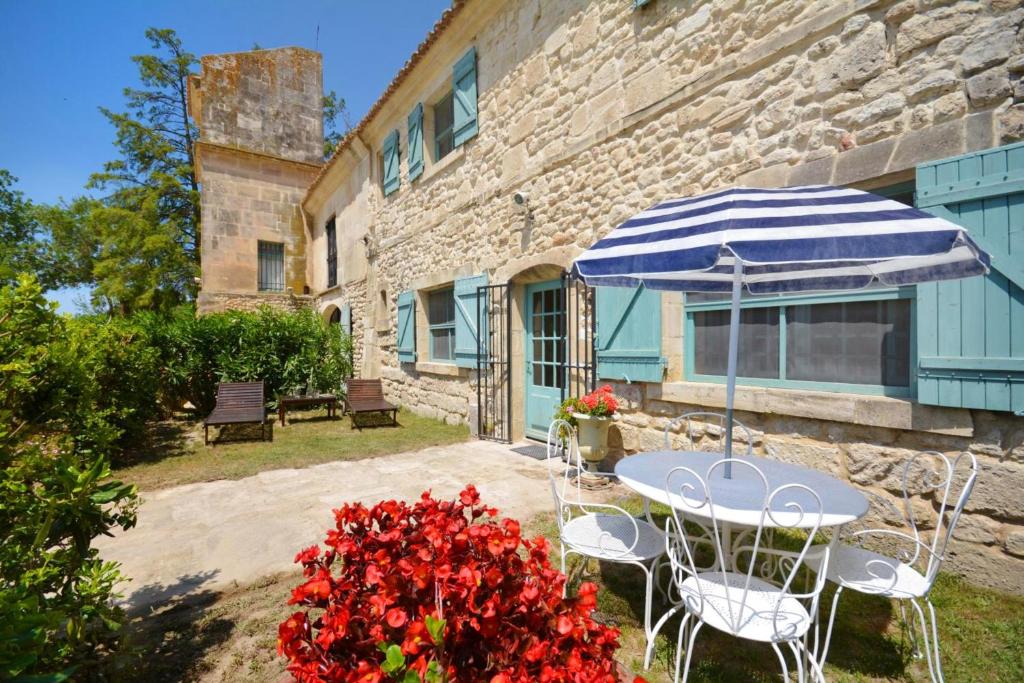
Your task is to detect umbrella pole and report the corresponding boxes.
[723,258,744,479]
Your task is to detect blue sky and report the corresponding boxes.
[0,0,451,312]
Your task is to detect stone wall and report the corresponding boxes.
[198,146,317,299]
[190,47,323,165]
[304,0,1024,590]
[196,291,312,314]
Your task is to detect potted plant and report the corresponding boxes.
[556,385,619,478]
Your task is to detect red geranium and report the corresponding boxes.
[575,385,618,417]
[278,486,636,682]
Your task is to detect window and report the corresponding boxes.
[687,291,913,395]
[325,217,337,288]
[433,91,455,161]
[427,288,456,362]
[257,241,284,292]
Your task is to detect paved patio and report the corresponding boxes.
[96,441,556,611]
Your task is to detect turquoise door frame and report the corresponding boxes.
[524,280,566,441]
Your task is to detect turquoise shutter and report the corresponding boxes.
[396,291,416,363]
[452,47,478,147]
[595,285,665,382]
[915,142,1024,413]
[340,303,352,336]
[454,273,488,368]
[382,129,400,196]
[407,103,423,182]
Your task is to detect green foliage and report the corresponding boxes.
[322,89,353,158]
[0,276,138,680]
[146,305,353,414]
[0,171,50,289]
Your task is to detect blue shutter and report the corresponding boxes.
[452,47,478,147]
[407,103,424,181]
[340,303,352,336]
[595,285,665,382]
[915,142,1024,413]
[454,273,488,368]
[396,291,416,363]
[382,129,400,196]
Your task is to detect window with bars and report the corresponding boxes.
[433,91,455,161]
[427,288,456,362]
[257,241,285,292]
[325,217,337,288]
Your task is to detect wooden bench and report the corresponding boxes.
[204,381,269,445]
[345,379,398,429]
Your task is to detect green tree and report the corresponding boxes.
[42,28,199,314]
[323,89,353,158]
[0,170,49,288]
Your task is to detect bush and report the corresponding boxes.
[150,305,352,414]
[278,486,629,682]
[0,275,138,680]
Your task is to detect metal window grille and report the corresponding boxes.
[428,288,456,361]
[326,218,337,288]
[257,241,285,292]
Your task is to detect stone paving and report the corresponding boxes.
[96,441,555,611]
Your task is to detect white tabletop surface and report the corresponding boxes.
[615,451,869,529]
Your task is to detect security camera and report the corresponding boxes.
[513,191,528,206]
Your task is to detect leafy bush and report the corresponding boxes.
[0,276,138,680]
[149,305,352,414]
[278,486,628,682]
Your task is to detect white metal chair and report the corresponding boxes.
[546,419,665,654]
[663,411,755,455]
[815,451,979,683]
[663,459,829,683]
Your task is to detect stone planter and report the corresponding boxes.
[573,413,612,484]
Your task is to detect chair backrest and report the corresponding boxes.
[216,381,265,408]
[664,458,827,642]
[899,451,979,586]
[347,379,385,402]
[664,411,754,456]
[546,419,641,560]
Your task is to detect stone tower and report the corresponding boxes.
[188,47,323,312]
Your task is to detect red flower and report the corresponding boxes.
[278,487,624,681]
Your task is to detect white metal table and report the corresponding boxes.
[615,450,869,670]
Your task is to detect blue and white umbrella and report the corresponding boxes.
[570,185,991,473]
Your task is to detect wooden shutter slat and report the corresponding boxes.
[396,291,416,363]
[452,47,478,147]
[453,273,487,368]
[595,285,665,382]
[408,103,424,181]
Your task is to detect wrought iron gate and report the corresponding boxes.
[560,272,597,403]
[477,283,512,442]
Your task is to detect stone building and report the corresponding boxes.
[196,0,1024,592]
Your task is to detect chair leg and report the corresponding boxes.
[908,598,940,683]
[678,618,702,683]
[899,598,922,660]
[641,562,655,649]
[925,598,945,683]
[818,584,843,667]
[646,603,684,670]
[797,637,827,683]
[787,639,804,683]
[771,643,789,682]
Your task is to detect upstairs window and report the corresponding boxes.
[427,287,456,362]
[433,91,455,161]
[257,241,285,292]
[325,217,337,288]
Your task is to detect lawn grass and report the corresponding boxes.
[113,408,469,491]
[124,496,1024,682]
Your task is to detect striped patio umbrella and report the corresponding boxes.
[570,185,991,475]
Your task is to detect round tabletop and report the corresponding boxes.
[615,451,869,529]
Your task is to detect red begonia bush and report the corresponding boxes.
[278,485,637,682]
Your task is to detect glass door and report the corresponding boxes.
[524,280,566,440]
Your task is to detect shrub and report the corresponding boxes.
[278,486,629,682]
[0,275,138,680]
[151,306,352,414]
